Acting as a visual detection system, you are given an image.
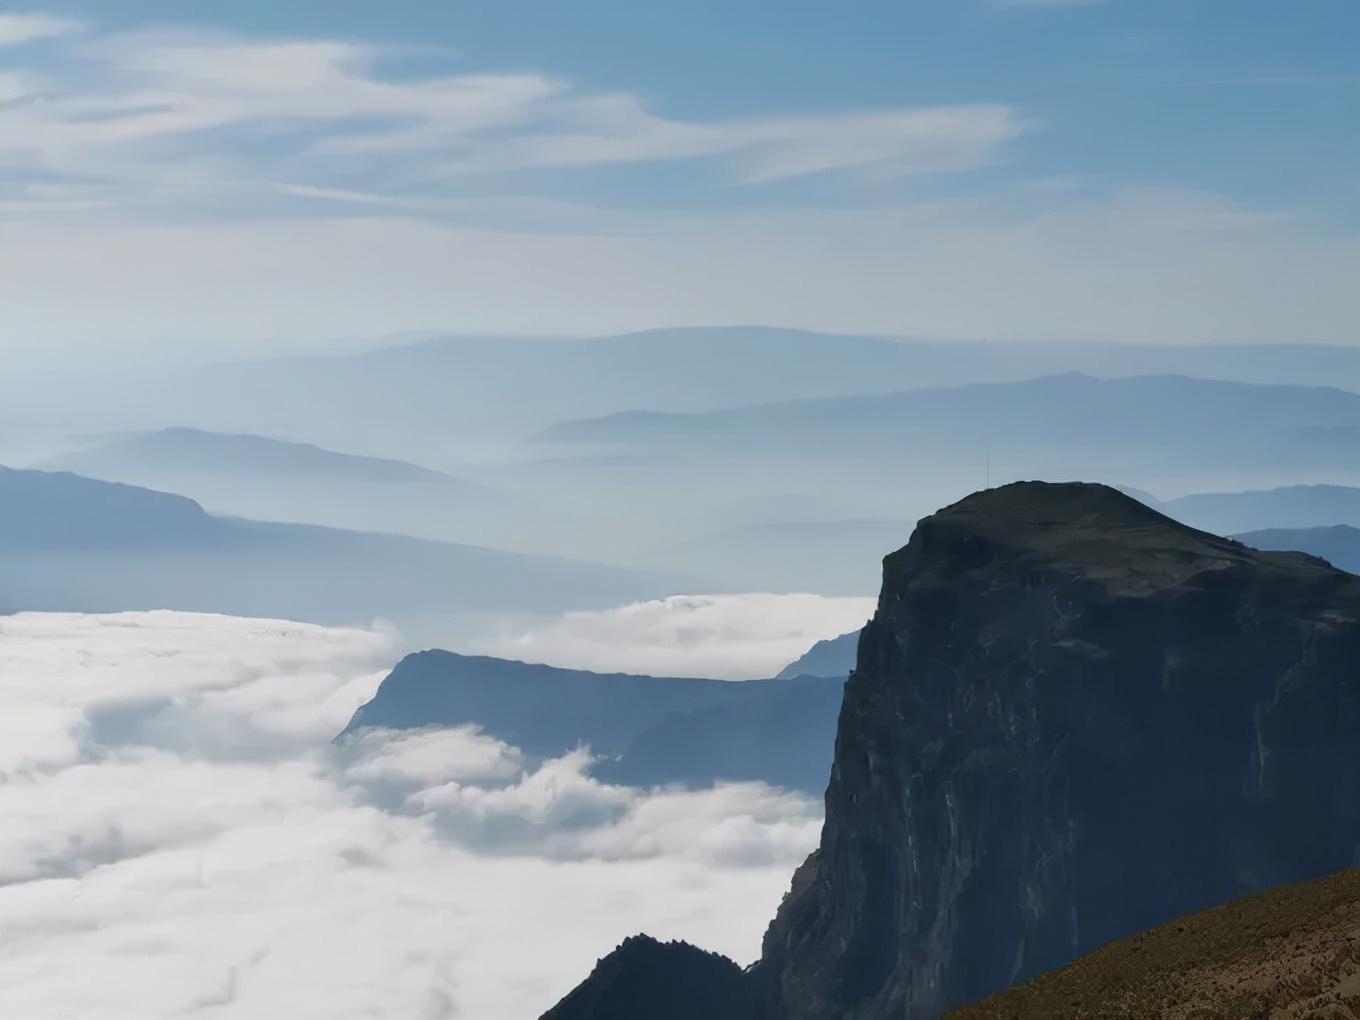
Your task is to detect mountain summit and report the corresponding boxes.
[543,481,1360,1019]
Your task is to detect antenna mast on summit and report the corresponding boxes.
[985,430,991,489]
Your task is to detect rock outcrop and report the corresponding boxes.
[541,936,753,1020]
[541,482,1360,1019]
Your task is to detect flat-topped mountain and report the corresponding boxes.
[340,650,844,792]
[543,482,1360,1019]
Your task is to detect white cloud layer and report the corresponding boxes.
[0,611,821,1019]
[462,592,875,679]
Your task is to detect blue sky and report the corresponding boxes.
[0,2,1357,357]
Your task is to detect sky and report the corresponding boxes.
[0,610,826,1019]
[1,1,1357,361]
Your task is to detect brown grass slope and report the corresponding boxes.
[948,869,1360,1020]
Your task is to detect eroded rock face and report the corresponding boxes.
[753,482,1360,1018]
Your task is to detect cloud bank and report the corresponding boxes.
[0,611,821,1018]
[462,592,876,679]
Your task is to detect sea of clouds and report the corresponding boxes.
[0,606,838,1018]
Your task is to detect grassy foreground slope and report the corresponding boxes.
[948,869,1360,1020]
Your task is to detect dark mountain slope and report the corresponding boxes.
[542,481,1360,1019]
[339,651,843,792]
[947,868,1360,1020]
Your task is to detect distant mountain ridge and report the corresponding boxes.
[775,630,859,679]
[1134,483,1360,535]
[134,329,1360,459]
[1237,524,1360,576]
[49,427,477,486]
[0,468,680,636]
[538,372,1360,452]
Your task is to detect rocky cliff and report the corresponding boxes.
[542,482,1360,1019]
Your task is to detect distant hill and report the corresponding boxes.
[130,330,1360,460]
[948,868,1360,1020]
[49,427,476,486]
[775,630,860,679]
[1140,483,1360,535]
[40,428,549,552]
[339,650,843,793]
[0,468,681,634]
[1236,524,1360,576]
[539,373,1360,469]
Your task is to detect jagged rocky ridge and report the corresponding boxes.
[541,482,1360,1019]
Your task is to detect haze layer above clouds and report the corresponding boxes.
[461,593,876,679]
[0,611,820,1019]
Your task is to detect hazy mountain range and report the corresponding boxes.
[1137,483,1360,535]
[42,428,559,552]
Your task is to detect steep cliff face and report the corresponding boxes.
[754,482,1360,1018]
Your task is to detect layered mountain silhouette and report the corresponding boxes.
[1133,483,1360,535]
[41,428,554,552]
[339,650,844,793]
[542,482,1360,1019]
[164,329,1360,445]
[539,373,1360,469]
[0,468,679,634]
[49,427,475,485]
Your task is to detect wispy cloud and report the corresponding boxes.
[0,12,84,45]
[0,18,1028,217]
